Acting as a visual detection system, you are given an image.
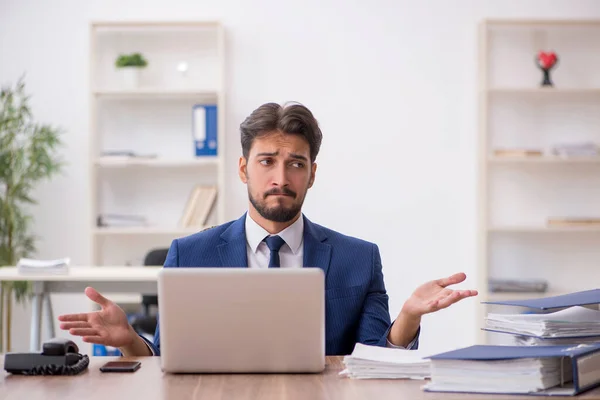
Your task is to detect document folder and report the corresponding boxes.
[482,289,600,310]
[423,343,600,396]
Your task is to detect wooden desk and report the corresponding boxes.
[0,267,160,351]
[2,356,600,400]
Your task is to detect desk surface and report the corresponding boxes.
[0,266,161,281]
[2,356,600,400]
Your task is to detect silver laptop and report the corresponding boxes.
[157,267,325,373]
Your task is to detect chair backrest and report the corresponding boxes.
[142,248,169,310]
[144,248,169,266]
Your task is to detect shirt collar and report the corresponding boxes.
[245,213,304,255]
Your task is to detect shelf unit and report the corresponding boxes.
[89,20,225,273]
[477,19,600,344]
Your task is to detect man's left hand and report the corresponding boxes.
[401,272,478,319]
[387,272,478,347]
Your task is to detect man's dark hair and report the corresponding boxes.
[240,102,323,163]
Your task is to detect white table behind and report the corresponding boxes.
[0,266,161,351]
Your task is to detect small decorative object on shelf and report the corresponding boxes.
[177,61,189,77]
[535,51,558,87]
[115,52,148,89]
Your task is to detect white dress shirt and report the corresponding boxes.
[245,213,304,269]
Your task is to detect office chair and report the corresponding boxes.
[130,248,169,337]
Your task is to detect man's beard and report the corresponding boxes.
[249,186,304,223]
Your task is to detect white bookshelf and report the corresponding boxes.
[89,20,225,280]
[477,19,600,344]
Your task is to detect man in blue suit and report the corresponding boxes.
[58,102,477,356]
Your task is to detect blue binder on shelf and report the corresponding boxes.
[423,343,600,396]
[482,289,600,310]
[192,104,218,157]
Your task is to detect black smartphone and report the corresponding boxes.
[99,361,141,373]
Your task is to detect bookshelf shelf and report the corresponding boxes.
[93,88,219,101]
[487,88,600,95]
[95,158,219,168]
[93,226,205,236]
[489,226,600,233]
[477,18,600,345]
[488,156,600,164]
[486,291,565,302]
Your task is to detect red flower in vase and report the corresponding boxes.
[536,51,559,86]
[537,51,558,70]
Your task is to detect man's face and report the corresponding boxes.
[239,131,317,223]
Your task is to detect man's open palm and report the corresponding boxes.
[401,272,478,318]
[57,287,134,348]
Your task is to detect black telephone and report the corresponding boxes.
[4,338,89,375]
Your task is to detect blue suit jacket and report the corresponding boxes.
[146,214,419,356]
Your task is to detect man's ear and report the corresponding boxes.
[239,156,248,183]
[308,162,317,188]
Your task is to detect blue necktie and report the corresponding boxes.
[265,235,286,268]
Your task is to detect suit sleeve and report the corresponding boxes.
[142,239,180,356]
[356,244,420,349]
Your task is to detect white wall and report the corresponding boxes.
[1,0,599,354]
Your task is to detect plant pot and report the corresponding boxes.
[119,67,141,89]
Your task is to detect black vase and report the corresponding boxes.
[541,68,553,87]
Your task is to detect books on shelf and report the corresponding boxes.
[97,214,147,227]
[340,343,431,380]
[489,278,548,293]
[493,148,543,158]
[99,151,158,162]
[423,343,600,396]
[551,142,599,158]
[17,257,70,274]
[491,142,600,160]
[179,185,218,228]
[547,217,600,227]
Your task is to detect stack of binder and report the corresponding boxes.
[423,343,600,396]
[482,289,600,346]
[423,289,600,396]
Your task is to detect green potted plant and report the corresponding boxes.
[115,52,148,89]
[0,77,64,351]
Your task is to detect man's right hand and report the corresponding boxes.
[57,286,151,356]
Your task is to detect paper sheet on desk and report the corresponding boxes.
[340,343,431,379]
[17,257,70,274]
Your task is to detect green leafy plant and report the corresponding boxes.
[115,53,148,68]
[0,77,65,351]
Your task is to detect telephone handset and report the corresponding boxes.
[4,338,89,375]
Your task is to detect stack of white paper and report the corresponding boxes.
[514,335,600,346]
[340,343,431,379]
[17,257,70,274]
[485,306,600,338]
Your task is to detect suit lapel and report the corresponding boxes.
[217,214,249,267]
[302,215,332,278]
